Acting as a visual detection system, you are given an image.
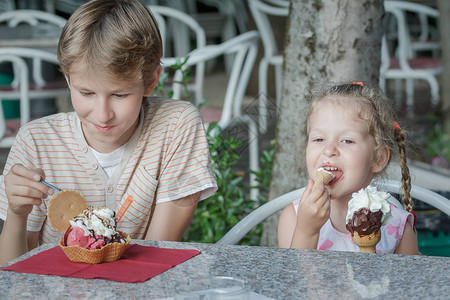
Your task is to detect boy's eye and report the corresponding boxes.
[113,94,127,98]
[80,91,92,96]
[312,138,324,142]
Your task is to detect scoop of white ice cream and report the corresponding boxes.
[69,206,118,238]
[346,185,392,225]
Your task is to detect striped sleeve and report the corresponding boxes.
[154,102,217,203]
[0,125,47,231]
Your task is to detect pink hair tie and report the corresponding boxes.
[352,82,364,86]
[393,121,401,130]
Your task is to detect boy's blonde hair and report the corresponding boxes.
[58,0,162,82]
[306,83,413,212]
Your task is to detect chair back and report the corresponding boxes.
[163,30,260,129]
[0,9,66,28]
[0,55,29,147]
[383,2,439,71]
[385,0,440,55]
[149,5,206,106]
[149,5,206,57]
[161,31,261,200]
[380,1,442,111]
[0,48,67,148]
[248,0,288,60]
[0,0,14,13]
[217,180,450,245]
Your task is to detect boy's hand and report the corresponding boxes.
[4,164,54,217]
[296,178,330,237]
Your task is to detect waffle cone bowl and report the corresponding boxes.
[351,231,381,253]
[60,229,131,264]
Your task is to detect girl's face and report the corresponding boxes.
[306,97,385,201]
[67,67,157,153]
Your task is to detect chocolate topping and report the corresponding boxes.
[346,207,383,236]
[70,206,125,245]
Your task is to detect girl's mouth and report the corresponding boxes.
[320,166,343,184]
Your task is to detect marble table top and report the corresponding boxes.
[1,240,449,299]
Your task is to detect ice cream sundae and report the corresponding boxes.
[65,206,126,250]
[47,190,130,263]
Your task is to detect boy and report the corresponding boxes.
[0,0,217,265]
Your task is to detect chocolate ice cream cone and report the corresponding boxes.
[60,230,130,264]
[351,231,381,253]
[312,169,334,191]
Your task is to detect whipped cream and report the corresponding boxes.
[70,206,119,238]
[346,185,392,225]
[317,167,335,177]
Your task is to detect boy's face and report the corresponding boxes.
[305,98,385,202]
[67,67,156,153]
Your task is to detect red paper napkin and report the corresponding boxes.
[1,244,200,283]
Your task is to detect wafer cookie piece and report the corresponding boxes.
[47,190,87,233]
[312,168,335,191]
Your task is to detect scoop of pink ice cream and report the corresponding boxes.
[66,227,106,250]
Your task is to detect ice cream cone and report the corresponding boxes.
[60,230,131,264]
[351,231,381,253]
[312,169,334,191]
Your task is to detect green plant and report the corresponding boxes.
[154,56,191,99]
[156,59,275,245]
[424,114,450,169]
[182,122,245,243]
[182,127,275,245]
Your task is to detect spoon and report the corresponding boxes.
[40,179,62,192]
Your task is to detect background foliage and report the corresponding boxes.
[156,62,274,245]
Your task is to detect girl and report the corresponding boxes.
[278,82,419,254]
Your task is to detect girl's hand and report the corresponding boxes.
[4,164,53,217]
[296,178,330,237]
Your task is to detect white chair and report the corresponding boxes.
[149,5,206,106]
[0,48,68,147]
[162,31,260,200]
[217,179,450,245]
[248,0,288,134]
[380,1,442,114]
[0,9,66,28]
[0,9,68,108]
[0,55,29,147]
[155,0,248,48]
[385,1,440,56]
[0,0,14,13]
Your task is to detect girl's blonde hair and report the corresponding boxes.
[306,83,413,212]
[58,0,162,82]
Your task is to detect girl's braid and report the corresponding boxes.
[394,127,413,212]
